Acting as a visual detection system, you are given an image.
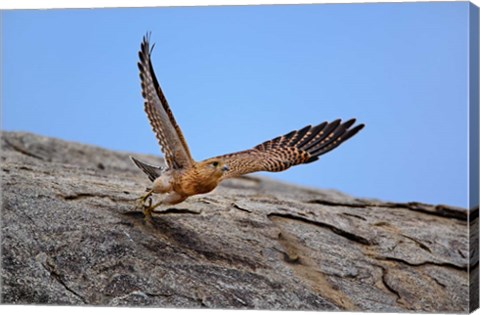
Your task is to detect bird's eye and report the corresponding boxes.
[212,161,219,167]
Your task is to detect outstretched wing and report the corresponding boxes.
[138,34,194,169]
[215,119,364,179]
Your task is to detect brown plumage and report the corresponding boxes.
[132,34,365,218]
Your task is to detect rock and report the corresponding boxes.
[1,131,476,312]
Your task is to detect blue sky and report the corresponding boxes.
[2,2,472,207]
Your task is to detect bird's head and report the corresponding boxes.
[196,158,229,181]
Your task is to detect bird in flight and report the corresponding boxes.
[131,34,365,220]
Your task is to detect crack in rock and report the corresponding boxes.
[268,212,372,245]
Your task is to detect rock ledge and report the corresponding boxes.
[0,131,474,312]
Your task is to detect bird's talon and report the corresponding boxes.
[133,190,154,211]
[143,206,154,224]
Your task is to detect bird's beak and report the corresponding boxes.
[222,165,229,172]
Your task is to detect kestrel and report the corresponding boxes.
[131,34,365,220]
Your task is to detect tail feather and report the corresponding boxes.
[130,156,164,182]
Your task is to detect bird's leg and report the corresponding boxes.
[135,189,153,215]
[143,199,163,221]
[135,189,153,208]
[142,192,187,222]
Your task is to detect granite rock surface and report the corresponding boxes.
[0,131,474,312]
